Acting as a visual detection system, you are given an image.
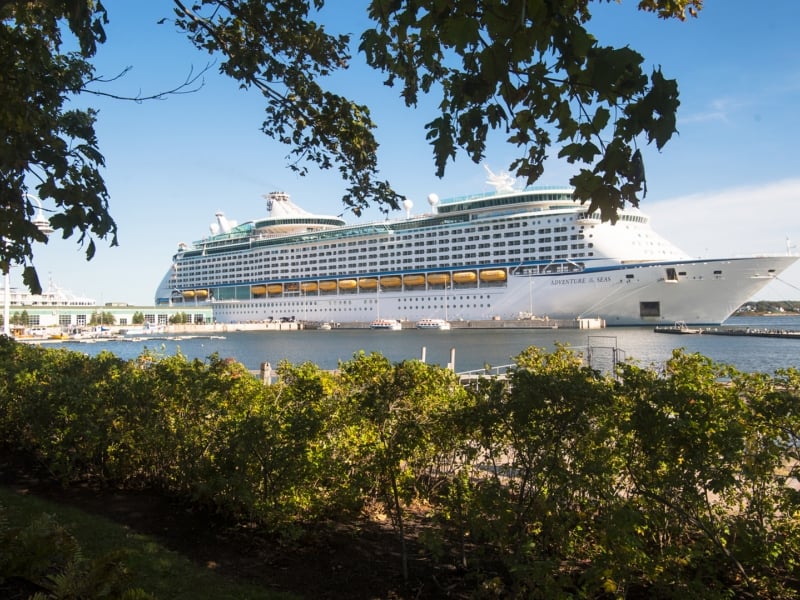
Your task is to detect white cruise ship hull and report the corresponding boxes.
[203,256,794,327]
[155,187,798,327]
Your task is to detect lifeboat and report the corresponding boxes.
[358,278,378,290]
[267,284,283,295]
[479,269,507,282]
[182,290,195,299]
[453,271,477,284]
[427,273,450,286]
[338,279,357,291]
[251,285,267,296]
[380,276,402,288]
[194,289,209,299]
[403,274,426,287]
[285,282,300,293]
[319,280,337,292]
[300,282,318,293]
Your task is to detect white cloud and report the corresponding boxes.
[645,179,800,300]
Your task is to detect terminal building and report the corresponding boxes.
[1,282,212,331]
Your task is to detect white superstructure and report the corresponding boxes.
[2,280,96,307]
[155,187,797,326]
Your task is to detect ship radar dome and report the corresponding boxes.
[427,193,439,207]
[402,198,413,218]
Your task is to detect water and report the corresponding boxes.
[45,316,800,375]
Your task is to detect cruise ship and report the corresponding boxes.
[155,179,797,326]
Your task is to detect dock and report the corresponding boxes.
[653,325,800,339]
[701,328,800,339]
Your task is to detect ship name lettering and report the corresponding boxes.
[551,277,586,286]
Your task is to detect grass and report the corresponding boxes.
[0,486,298,600]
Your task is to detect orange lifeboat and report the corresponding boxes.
[267,284,283,295]
[251,285,267,296]
[453,271,477,284]
[194,289,209,299]
[359,278,378,290]
[427,273,450,286]
[300,282,318,293]
[380,276,402,288]
[182,290,195,299]
[479,269,507,282]
[319,280,338,292]
[403,274,426,287]
[338,279,357,291]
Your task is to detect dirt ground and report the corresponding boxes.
[0,455,469,600]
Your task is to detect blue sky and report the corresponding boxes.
[19,0,800,305]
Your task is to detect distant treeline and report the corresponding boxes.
[736,300,800,314]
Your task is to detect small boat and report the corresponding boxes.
[358,278,378,290]
[318,322,332,330]
[380,276,402,288]
[654,321,702,334]
[300,282,318,293]
[479,269,507,282]
[319,280,338,292]
[370,319,402,331]
[453,271,477,284]
[416,318,451,330]
[427,273,450,286]
[403,274,426,287]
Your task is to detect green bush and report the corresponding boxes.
[1,336,799,597]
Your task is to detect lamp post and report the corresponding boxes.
[3,194,54,337]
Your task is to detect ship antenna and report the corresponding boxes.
[483,163,517,193]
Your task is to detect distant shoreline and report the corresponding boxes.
[734,312,800,317]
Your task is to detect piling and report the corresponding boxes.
[260,361,272,385]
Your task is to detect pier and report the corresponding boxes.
[700,327,800,339]
[653,325,800,339]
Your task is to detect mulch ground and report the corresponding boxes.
[0,453,469,599]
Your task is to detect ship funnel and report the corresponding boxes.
[213,211,236,234]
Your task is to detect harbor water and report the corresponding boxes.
[43,316,800,375]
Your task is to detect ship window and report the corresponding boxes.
[666,268,678,281]
[640,301,661,317]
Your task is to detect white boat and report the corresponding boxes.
[318,322,332,330]
[121,322,165,336]
[653,321,702,334]
[370,319,402,331]
[416,318,451,330]
[154,181,798,326]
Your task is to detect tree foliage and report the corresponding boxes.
[360,0,699,221]
[0,0,117,293]
[3,0,702,290]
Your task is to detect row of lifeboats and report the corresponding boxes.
[178,269,508,300]
[252,269,507,297]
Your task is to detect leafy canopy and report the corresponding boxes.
[360,0,699,220]
[3,0,701,290]
[1,0,117,293]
